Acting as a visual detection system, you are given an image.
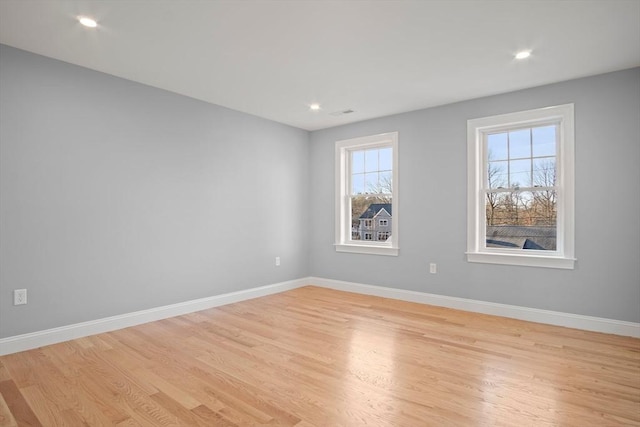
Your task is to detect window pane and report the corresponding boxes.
[485,190,556,250]
[509,129,531,158]
[364,172,378,193]
[529,190,557,227]
[532,125,556,157]
[509,159,531,187]
[487,133,508,161]
[352,173,365,194]
[533,158,556,187]
[352,150,365,174]
[379,147,392,170]
[488,160,508,189]
[365,149,378,172]
[379,171,392,193]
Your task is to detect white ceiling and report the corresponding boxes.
[1,1,639,131]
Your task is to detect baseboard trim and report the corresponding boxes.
[2,276,637,356]
[308,277,640,338]
[0,278,307,356]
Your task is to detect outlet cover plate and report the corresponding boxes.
[14,289,27,305]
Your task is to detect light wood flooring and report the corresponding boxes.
[1,286,639,426]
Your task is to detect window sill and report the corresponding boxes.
[335,243,399,256]
[466,252,575,269]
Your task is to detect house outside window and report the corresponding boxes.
[359,204,392,240]
[335,132,399,256]
[467,104,575,269]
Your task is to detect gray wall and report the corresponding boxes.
[0,45,309,338]
[309,68,640,323]
[2,44,638,340]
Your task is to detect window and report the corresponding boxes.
[377,231,390,241]
[335,132,399,255]
[467,104,575,269]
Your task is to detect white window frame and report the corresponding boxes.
[379,219,388,226]
[335,132,399,256]
[467,104,575,269]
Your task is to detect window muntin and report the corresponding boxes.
[467,105,575,269]
[335,132,399,256]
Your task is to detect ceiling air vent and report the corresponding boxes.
[329,109,355,116]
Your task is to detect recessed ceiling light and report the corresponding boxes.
[309,103,321,111]
[515,50,531,60]
[78,16,97,28]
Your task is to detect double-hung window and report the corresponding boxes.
[467,104,575,269]
[335,132,399,256]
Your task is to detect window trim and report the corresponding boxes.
[466,104,575,269]
[335,132,399,256]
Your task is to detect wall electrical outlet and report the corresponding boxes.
[429,263,437,274]
[275,256,281,266]
[14,289,27,305]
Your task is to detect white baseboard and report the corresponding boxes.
[308,277,640,338]
[0,278,307,356]
[2,276,637,356]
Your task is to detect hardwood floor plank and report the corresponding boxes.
[0,380,41,427]
[0,286,638,426]
[133,369,202,410]
[148,391,214,427]
[19,385,61,426]
[0,361,11,383]
[0,389,17,427]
